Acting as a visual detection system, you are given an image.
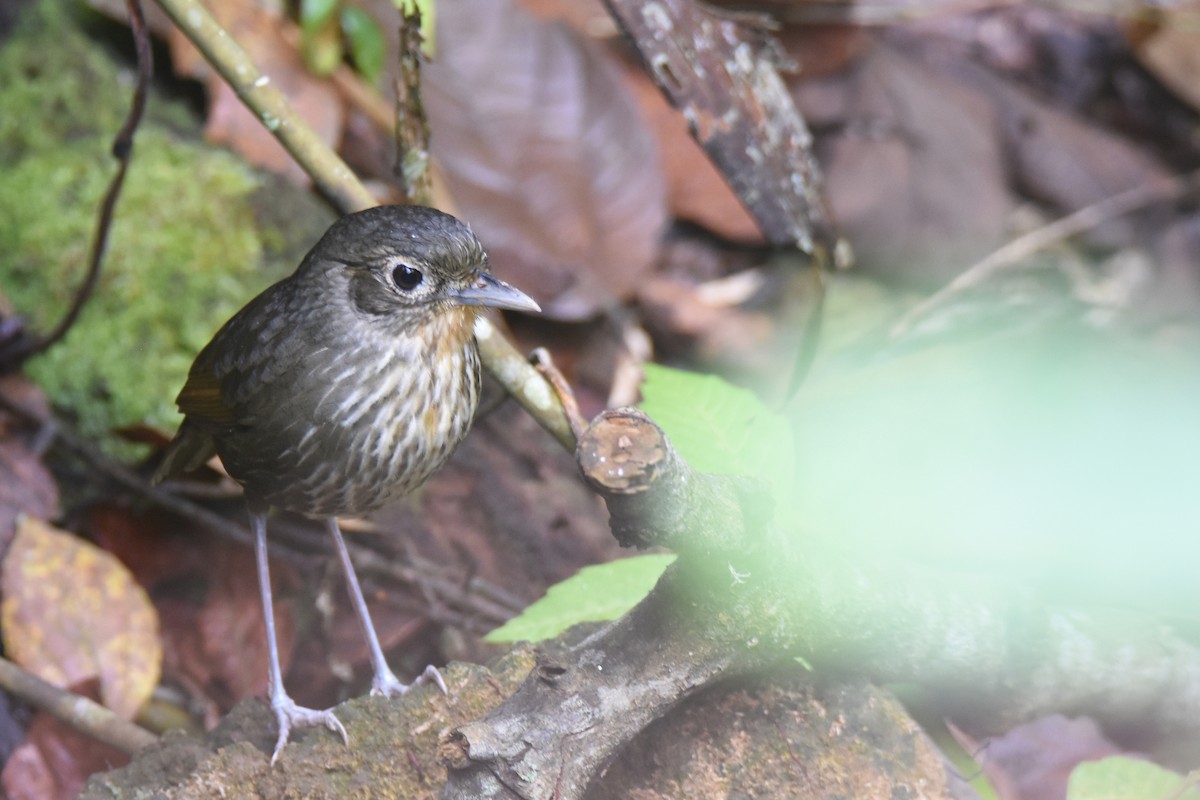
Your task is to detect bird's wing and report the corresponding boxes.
[154,326,250,483]
[176,277,322,433]
[176,356,238,429]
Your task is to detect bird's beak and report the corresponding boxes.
[453,271,541,313]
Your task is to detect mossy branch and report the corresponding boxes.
[589,410,1200,764]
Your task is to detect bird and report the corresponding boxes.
[153,205,539,762]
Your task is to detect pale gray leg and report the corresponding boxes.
[323,516,447,696]
[252,510,348,764]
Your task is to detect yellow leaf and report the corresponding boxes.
[1,516,161,719]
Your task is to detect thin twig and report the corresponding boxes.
[474,318,576,451]
[276,518,525,626]
[0,391,261,552]
[890,168,1200,339]
[394,5,432,204]
[0,656,157,755]
[152,0,375,214]
[784,265,827,402]
[608,315,653,409]
[530,349,587,443]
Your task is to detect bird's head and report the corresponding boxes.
[304,205,539,326]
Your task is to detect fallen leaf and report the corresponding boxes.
[0,376,58,548]
[166,0,345,185]
[621,63,763,243]
[425,0,668,320]
[190,547,281,706]
[792,41,1014,285]
[945,47,1170,250]
[88,505,289,711]
[1,517,161,720]
[950,715,1123,800]
[0,679,128,800]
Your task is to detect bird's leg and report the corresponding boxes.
[251,510,348,764]
[324,516,448,697]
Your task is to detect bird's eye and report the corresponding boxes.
[392,264,423,291]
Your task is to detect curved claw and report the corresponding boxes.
[369,664,448,698]
[269,694,349,765]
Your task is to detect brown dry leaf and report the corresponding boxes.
[0,516,161,720]
[424,0,668,320]
[87,506,284,711]
[0,376,59,548]
[792,41,1015,285]
[165,0,344,184]
[948,716,1123,800]
[0,679,128,800]
[947,50,1170,247]
[521,0,762,242]
[620,64,763,243]
[187,546,281,706]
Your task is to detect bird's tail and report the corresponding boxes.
[152,420,217,485]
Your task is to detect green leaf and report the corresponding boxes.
[300,0,340,32]
[341,7,386,83]
[485,555,676,643]
[300,19,344,78]
[1068,757,1200,799]
[640,363,795,523]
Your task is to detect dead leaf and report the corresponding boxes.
[0,679,128,800]
[425,0,668,320]
[0,376,58,549]
[792,42,1015,285]
[188,547,282,706]
[165,0,345,184]
[520,0,763,242]
[949,716,1123,800]
[0,517,161,720]
[946,48,1171,249]
[621,63,764,243]
[87,505,289,711]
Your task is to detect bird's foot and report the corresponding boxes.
[370,664,448,698]
[269,694,348,765]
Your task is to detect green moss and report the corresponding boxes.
[0,0,325,453]
[0,0,128,166]
[2,130,268,436]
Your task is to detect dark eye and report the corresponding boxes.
[392,264,423,291]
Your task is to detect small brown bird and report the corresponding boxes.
[154,205,539,762]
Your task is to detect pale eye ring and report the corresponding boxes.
[392,264,423,291]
